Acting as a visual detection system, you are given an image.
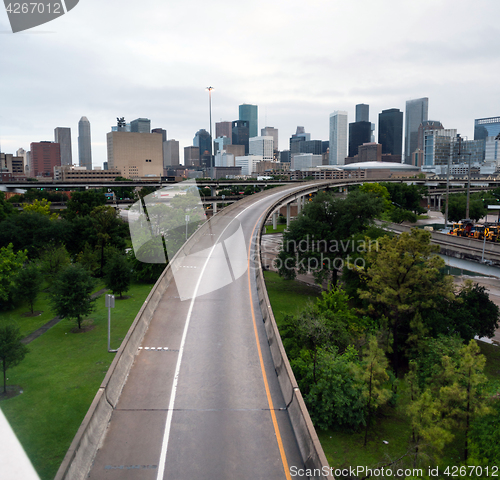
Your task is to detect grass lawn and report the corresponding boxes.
[263,271,321,325]
[0,280,106,339]
[264,224,287,234]
[0,282,154,480]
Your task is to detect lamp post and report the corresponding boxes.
[457,135,472,219]
[206,86,214,170]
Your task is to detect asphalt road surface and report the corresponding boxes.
[87,186,307,480]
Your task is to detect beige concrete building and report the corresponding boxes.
[107,131,163,179]
[54,165,122,181]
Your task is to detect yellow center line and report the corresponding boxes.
[247,213,292,480]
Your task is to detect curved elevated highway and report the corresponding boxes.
[56,177,500,480]
[56,182,335,480]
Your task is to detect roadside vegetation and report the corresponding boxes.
[0,188,161,479]
[269,185,500,476]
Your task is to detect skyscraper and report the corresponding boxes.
[131,118,151,133]
[164,139,180,167]
[349,109,372,159]
[405,97,428,164]
[216,121,232,143]
[54,127,72,166]
[261,126,278,153]
[106,131,163,178]
[355,104,369,123]
[474,116,500,141]
[239,104,258,138]
[232,120,250,154]
[378,108,403,156]
[329,111,348,165]
[193,129,212,163]
[249,136,273,161]
[78,116,92,170]
[30,141,61,178]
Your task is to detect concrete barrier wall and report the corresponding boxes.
[255,187,333,479]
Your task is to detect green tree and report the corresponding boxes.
[303,347,366,431]
[381,182,427,214]
[0,244,27,306]
[407,388,454,464]
[0,192,15,221]
[448,281,500,341]
[75,242,100,275]
[281,287,373,382]
[0,213,68,259]
[359,183,391,210]
[0,323,29,394]
[107,177,136,200]
[127,248,165,283]
[90,205,123,276]
[356,336,392,446]
[22,198,58,220]
[359,229,455,375]
[39,244,71,284]
[442,194,486,222]
[13,261,42,313]
[438,340,491,461]
[65,190,107,220]
[469,395,500,466]
[276,190,384,285]
[104,253,132,298]
[50,264,97,330]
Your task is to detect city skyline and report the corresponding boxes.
[1,1,499,167]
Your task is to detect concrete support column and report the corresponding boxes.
[211,186,216,196]
[438,195,442,210]
[213,202,217,214]
[286,203,291,227]
[273,211,277,230]
[297,197,302,214]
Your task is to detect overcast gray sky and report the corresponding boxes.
[1,0,499,167]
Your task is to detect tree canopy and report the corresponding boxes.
[276,190,384,285]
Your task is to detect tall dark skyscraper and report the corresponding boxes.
[193,129,212,162]
[378,108,403,155]
[348,121,372,157]
[232,120,249,154]
[78,116,92,170]
[239,104,258,138]
[54,127,72,166]
[405,97,428,163]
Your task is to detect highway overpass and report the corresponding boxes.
[55,181,339,480]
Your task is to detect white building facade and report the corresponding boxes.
[235,155,263,176]
[329,111,348,165]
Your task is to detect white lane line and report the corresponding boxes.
[156,212,243,480]
[156,186,302,479]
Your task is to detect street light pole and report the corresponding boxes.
[206,86,214,170]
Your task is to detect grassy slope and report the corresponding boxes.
[0,283,154,480]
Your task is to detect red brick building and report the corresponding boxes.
[30,141,61,178]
